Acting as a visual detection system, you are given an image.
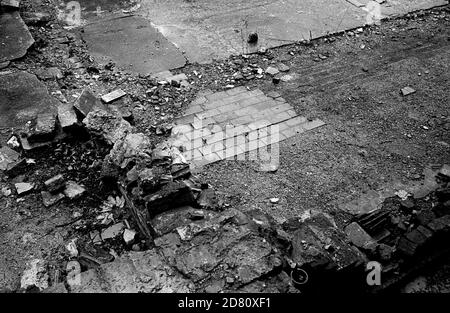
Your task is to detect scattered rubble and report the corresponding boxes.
[20,259,48,291]
[101,89,127,103]
[101,222,125,241]
[63,181,85,199]
[0,146,23,172]
[14,182,34,195]
[401,86,416,96]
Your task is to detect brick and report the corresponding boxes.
[269,111,291,124]
[277,120,291,132]
[183,105,203,116]
[219,91,253,106]
[253,99,277,112]
[397,237,418,257]
[202,152,223,163]
[235,106,258,116]
[205,91,228,102]
[303,119,326,130]
[427,218,447,233]
[230,115,254,126]
[213,112,236,124]
[174,114,195,125]
[236,95,266,109]
[405,229,428,246]
[203,99,225,110]
[248,120,270,130]
[200,142,225,155]
[190,158,210,169]
[286,116,308,127]
[204,132,224,145]
[285,109,297,118]
[190,95,207,106]
[282,126,305,139]
[195,109,220,120]
[416,225,434,240]
[226,86,247,96]
[217,102,240,114]
[192,128,211,140]
[101,89,126,103]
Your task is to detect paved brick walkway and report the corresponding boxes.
[170,87,325,168]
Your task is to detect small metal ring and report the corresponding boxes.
[290,268,309,285]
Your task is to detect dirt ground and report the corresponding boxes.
[0,2,449,292]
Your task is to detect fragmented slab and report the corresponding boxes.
[0,11,34,63]
[0,146,21,171]
[170,87,325,168]
[138,0,366,63]
[0,71,59,143]
[82,15,186,75]
[101,89,126,103]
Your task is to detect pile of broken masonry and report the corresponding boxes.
[8,87,447,293]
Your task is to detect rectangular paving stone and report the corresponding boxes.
[205,91,228,101]
[269,111,292,124]
[225,86,247,96]
[196,108,220,119]
[287,116,308,126]
[200,142,225,155]
[190,95,207,106]
[203,99,226,110]
[202,152,223,163]
[303,119,326,130]
[217,102,240,114]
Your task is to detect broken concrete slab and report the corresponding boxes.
[36,67,63,80]
[73,89,105,119]
[265,66,280,76]
[41,191,65,207]
[107,132,153,169]
[14,182,33,195]
[1,0,20,9]
[44,174,65,193]
[0,11,34,63]
[123,229,136,245]
[138,0,367,63]
[83,109,132,145]
[101,222,124,241]
[344,222,376,250]
[66,249,193,293]
[82,15,186,75]
[0,146,21,171]
[20,258,48,291]
[27,112,57,142]
[57,103,78,129]
[145,181,196,217]
[63,181,85,199]
[0,71,59,143]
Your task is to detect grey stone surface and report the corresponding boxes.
[82,15,186,74]
[0,11,34,63]
[0,71,59,144]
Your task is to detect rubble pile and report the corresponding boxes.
[50,90,450,292]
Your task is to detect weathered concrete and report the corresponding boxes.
[81,15,186,74]
[0,71,59,144]
[58,0,447,66]
[136,0,447,63]
[0,11,34,63]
